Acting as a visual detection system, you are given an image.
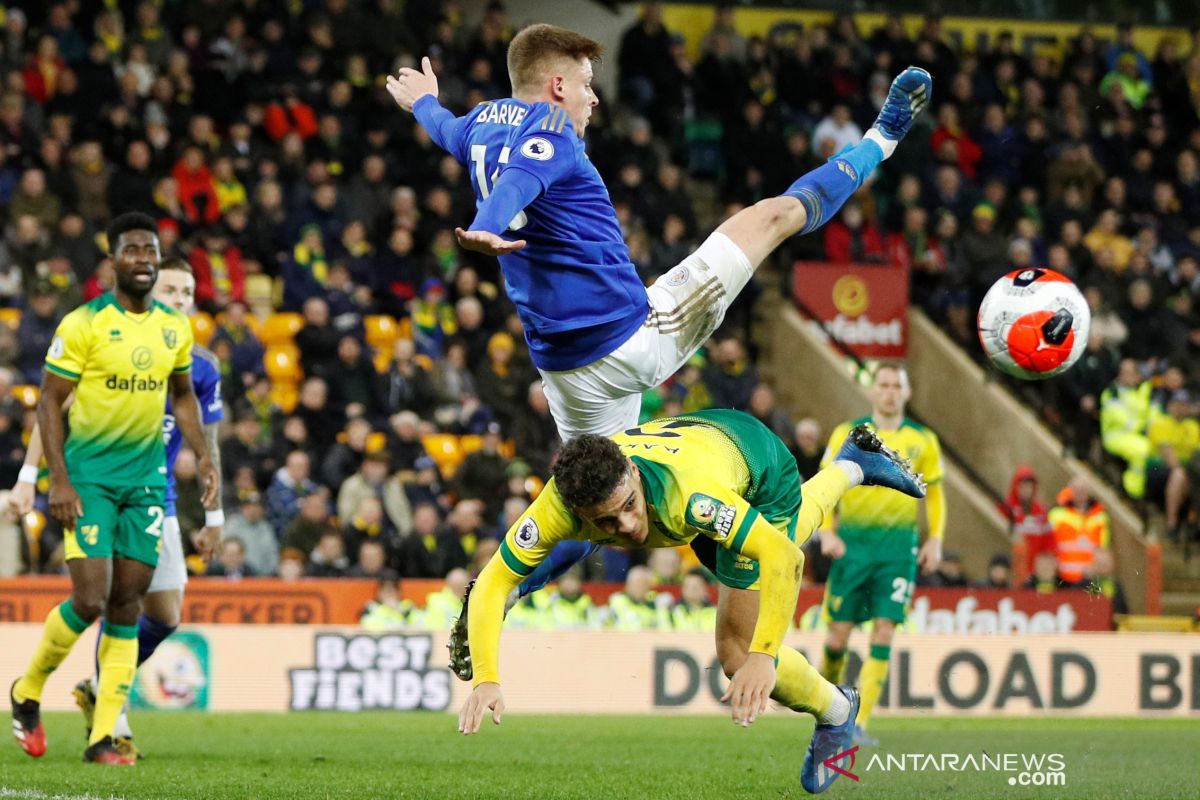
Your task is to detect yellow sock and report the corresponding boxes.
[771,645,834,716]
[820,645,847,684]
[796,468,852,542]
[857,645,891,728]
[90,623,138,745]
[14,601,89,704]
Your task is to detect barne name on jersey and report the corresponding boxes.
[474,103,529,127]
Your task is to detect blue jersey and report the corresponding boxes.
[417,96,649,371]
[164,346,223,517]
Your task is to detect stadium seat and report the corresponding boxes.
[12,385,38,409]
[459,434,484,456]
[264,346,303,384]
[396,317,413,340]
[365,315,399,351]
[191,311,215,347]
[413,353,434,371]
[366,431,387,454]
[372,349,391,374]
[269,382,298,413]
[261,312,304,347]
[421,434,463,477]
[0,308,20,330]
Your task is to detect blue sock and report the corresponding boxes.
[136,614,178,667]
[784,139,884,235]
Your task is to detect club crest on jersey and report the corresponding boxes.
[665,266,690,287]
[521,137,554,161]
[162,328,178,349]
[514,518,540,549]
[131,346,154,370]
[686,493,736,539]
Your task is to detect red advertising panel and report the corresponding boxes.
[793,261,909,359]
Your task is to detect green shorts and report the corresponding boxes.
[824,555,916,624]
[63,483,166,567]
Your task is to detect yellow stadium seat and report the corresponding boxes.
[269,382,298,413]
[366,432,387,454]
[396,317,413,340]
[365,315,399,350]
[413,354,434,371]
[261,312,304,347]
[459,434,484,456]
[12,385,38,409]
[0,308,20,330]
[421,433,463,477]
[190,311,215,347]
[264,346,303,384]
[372,349,392,374]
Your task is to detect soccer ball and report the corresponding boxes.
[977,268,1090,380]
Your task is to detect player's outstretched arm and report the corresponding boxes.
[193,419,224,560]
[37,373,81,529]
[720,520,803,726]
[169,372,218,510]
[459,554,522,734]
[385,56,439,113]
[455,227,526,257]
[387,56,472,159]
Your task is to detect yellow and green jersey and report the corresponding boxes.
[44,293,193,488]
[821,416,943,560]
[497,409,803,579]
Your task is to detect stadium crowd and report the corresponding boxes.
[0,1,1181,609]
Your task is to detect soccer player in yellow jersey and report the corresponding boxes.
[817,363,945,748]
[457,409,926,794]
[10,212,218,766]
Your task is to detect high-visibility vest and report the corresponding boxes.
[1048,503,1110,583]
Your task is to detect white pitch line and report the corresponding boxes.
[0,788,129,800]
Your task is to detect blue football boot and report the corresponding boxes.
[835,424,927,498]
[800,685,861,794]
[872,66,932,142]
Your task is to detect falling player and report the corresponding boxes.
[386,24,933,674]
[457,410,926,794]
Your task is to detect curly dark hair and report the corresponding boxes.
[552,434,628,509]
[106,211,159,255]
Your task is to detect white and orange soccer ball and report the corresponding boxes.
[977,268,1091,380]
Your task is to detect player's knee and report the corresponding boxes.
[871,621,896,645]
[753,196,802,234]
[69,594,105,624]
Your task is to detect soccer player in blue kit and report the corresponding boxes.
[387,22,930,699]
[9,257,224,759]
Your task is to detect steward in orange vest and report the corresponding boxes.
[1048,479,1110,584]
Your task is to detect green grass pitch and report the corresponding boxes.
[1,714,1195,799]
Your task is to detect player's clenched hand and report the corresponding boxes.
[722,652,776,728]
[7,480,35,517]
[195,525,222,560]
[458,681,505,735]
[48,480,82,530]
[918,537,942,575]
[455,228,526,256]
[198,455,219,510]
[820,530,846,560]
[385,56,439,112]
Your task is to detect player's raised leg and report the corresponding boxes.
[716,67,931,274]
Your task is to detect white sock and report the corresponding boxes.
[113,706,134,739]
[864,128,898,159]
[818,687,852,726]
[834,460,864,487]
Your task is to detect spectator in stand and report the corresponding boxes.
[383,338,435,418]
[295,296,340,379]
[1146,390,1199,542]
[282,489,338,557]
[1049,477,1110,586]
[921,550,968,587]
[321,417,371,491]
[1100,359,1156,499]
[474,332,526,431]
[511,380,558,479]
[811,103,862,160]
[16,283,62,384]
[348,539,394,580]
[606,566,666,631]
[266,450,319,536]
[545,568,596,630]
[671,570,717,631]
[305,531,350,578]
[189,227,244,310]
[453,423,509,519]
[704,338,758,411]
[420,567,470,629]
[338,449,413,538]
[1085,547,1128,620]
[974,553,1012,589]
[209,301,264,381]
[1024,550,1083,593]
[330,335,384,419]
[223,492,277,576]
[398,502,468,579]
[359,577,414,630]
[823,201,885,264]
[747,384,794,448]
[205,537,255,579]
[999,465,1054,576]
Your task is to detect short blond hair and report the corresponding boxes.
[507,24,603,94]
